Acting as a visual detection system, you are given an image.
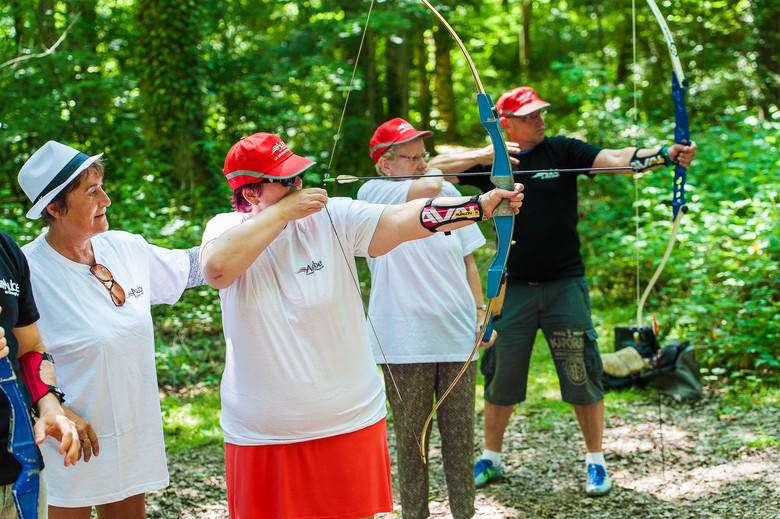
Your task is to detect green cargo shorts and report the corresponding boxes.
[482,276,604,406]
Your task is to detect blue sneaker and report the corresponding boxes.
[474,458,502,487]
[585,463,612,496]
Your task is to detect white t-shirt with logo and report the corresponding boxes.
[23,231,189,507]
[358,179,487,363]
[202,197,387,445]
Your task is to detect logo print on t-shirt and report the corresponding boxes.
[296,260,324,275]
[127,285,144,298]
[0,278,20,297]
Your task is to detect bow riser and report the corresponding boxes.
[0,357,40,519]
[477,93,514,341]
[671,72,690,219]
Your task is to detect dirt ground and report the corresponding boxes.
[147,390,780,518]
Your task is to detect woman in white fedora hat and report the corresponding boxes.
[17,141,205,518]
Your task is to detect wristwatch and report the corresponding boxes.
[46,385,66,404]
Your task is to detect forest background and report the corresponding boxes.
[0,0,778,473]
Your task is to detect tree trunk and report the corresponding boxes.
[615,10,632,85]
[751,0,780,118]
[415,24,433,134]
[385,26,410,119]
[35,0,56,47]
[432,25,456,139]
[135,0,206,194]
[66,0,98,50]
[519,0,532,71]
[595,5,604,65]
[11,0,24,50]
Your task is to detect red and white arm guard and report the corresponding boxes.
[420,195,485,233]
[18,351,57,404]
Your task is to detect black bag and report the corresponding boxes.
[602,331,700,399]
[647,340,702,399]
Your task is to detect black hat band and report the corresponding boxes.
[34,152,89,204]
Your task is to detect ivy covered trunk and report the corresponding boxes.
[136,0,206,194]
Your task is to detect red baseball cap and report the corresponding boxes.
[369,118,433,163]
[496,87,550,118]
[223,133,315,190]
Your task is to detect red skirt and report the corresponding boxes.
[225,418,393,519]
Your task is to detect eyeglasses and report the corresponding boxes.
[397,151,430,163]
[260,174,304,187]
[507,110,546,123]
[90,264,125,307]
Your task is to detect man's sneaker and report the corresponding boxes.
[474,458,502,487]
[585,463,612,496]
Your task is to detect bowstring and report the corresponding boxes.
[322,0,424,458]
[633,0,641,321]
[323,205,424,459]
[632,0,666,483]
[325,1,374,176]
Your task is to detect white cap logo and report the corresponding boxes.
[397,122,414,134]
[271,142,289,161]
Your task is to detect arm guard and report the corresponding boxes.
[18,351,57,405]
[420,195,485,233]
[630,146,673,172]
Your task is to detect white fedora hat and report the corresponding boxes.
[18,141,104,219]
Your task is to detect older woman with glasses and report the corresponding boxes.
[17,141,204,518]
[356,118,497,519]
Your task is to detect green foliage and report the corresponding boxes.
[1,0,777,389]
[154,287,224,388]
[580,119,780,385]
[160,386,223,452]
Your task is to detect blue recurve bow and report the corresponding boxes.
[0,356,40,519]
[637,0,692,327]
[418,0,515,463]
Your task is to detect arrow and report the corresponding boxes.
[325,166,635,184]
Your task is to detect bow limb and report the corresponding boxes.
[0,358,40,519]
[419,297,496,463]
[416,0,515,463]
[637,0,691,326]
[645,0,690,219]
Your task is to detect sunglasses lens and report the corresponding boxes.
[282,174,304,187]
[261,175,301,187]
[90,264,112,281]
[110,284,126,306]
[90,263,125,307]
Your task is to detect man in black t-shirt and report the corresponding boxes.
[428,86,697,496]
[0,231,81,515]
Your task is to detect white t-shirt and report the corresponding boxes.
[358,179,487,363]
[202,197,387,445]
[23,230,189,507]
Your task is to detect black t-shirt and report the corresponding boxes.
[0,231,41,484]
[461,136,602,282]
